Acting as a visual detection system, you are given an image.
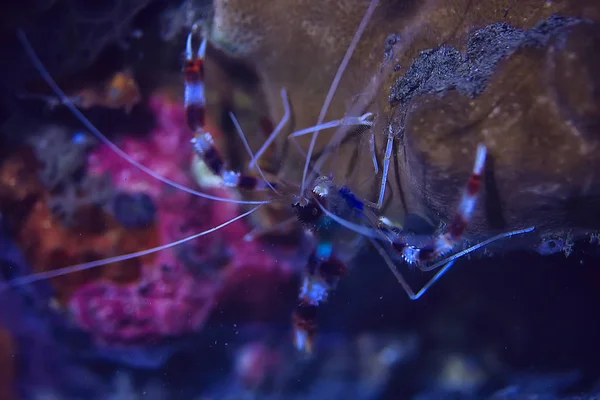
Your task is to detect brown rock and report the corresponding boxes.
[388,16,600,239]
[205,0,600,247]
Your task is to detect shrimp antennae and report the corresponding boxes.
[289,112,373,138]
[16,29,272,206]
[229,112,280,195]
[249,88,291,170]
[1,205,262,290]
[299,0,379,196]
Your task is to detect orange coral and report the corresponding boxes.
[73,69,141,114]
[0,148,159,305]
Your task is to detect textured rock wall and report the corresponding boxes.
[207,0,600,244]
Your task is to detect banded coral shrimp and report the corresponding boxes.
[161,0,537,353]
[9,0,536,357]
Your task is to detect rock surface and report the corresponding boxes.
[207,0,600,245]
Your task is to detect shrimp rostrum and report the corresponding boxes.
[12,0,534,356]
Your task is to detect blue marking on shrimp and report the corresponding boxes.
[339,186,364,211]
[316,241,333,260]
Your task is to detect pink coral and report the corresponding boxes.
[71,93,296,346]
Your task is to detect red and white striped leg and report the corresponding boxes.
[292,251,347,354]
[184,32,278,191]
[391,144,487,266]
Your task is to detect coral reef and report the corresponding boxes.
[28,125,113,226]
[2,89,297,357]
[0,142,155,305]
[111,191,157,229]
[71,93,297,348]
[0,219,105,399]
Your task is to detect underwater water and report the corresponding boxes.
[0,0,600,399]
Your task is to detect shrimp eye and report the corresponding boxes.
[292,199,323,229]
